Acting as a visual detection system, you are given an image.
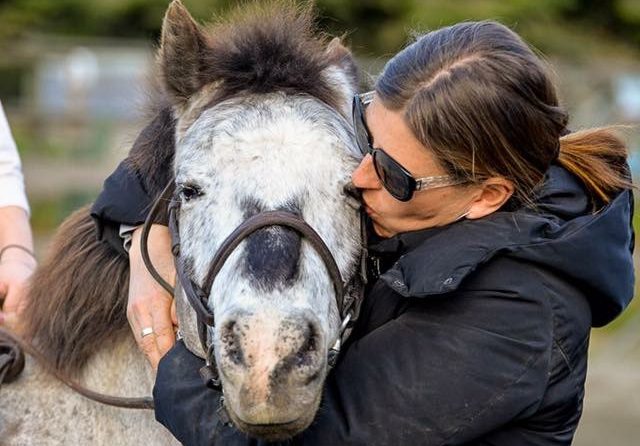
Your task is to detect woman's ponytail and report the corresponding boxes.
[557,127,633,205]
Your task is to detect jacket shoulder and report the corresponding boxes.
[460,254,591,371]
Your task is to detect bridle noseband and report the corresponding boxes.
[142,182,365,389]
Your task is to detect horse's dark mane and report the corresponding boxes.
[127,99,176,201]
[21,0,353,376]
[22,208,130,375]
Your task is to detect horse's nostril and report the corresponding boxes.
[291,320,321,369]
[298,322,317,358]
[221,320,245,367]
[219,314,324,383]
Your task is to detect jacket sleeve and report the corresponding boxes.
[90,105,176,251]
[154,340,226,446]
[153,276,554,445]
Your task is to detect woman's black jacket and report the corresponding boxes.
[92,160,635,445]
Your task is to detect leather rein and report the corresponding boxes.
[141,181,365,389]
[0,326,154,409]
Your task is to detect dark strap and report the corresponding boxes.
[141,182,175,297]
[0,327,154,410]
[168,201,216,328]
[202,210,346,313]
[165,197,348,327]
[144,181,349,325]
[0,329,25,384]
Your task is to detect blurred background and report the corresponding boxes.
[0,0,639,444]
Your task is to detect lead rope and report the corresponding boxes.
[0,327,154,409]
[0,181,187,411]
[0,329,25,385]
[0,191,184,411]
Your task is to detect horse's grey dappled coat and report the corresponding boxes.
[0,0,363,443]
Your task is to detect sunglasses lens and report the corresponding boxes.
[373,150,413,201]
[352,97,371,156]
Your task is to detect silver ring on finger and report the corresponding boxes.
[141,327,154,338]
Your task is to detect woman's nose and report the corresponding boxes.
[351,154,381,190]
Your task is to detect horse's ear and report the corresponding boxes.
[323,37,359,115]
[159,0,207,105]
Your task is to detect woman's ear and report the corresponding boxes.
[466,177,515,219]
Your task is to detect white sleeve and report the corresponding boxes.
[0,101,30,214]
[119,224,141,253]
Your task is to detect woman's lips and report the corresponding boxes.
[363,203,376,216]
[361,194,378,217]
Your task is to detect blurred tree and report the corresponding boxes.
[561,0,640,50]
[0,0,638,56]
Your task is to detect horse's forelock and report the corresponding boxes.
[161,0,355,115]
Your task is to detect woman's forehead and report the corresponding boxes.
[366,97,443,175]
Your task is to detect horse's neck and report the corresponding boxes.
[0,334,170,446]
[80,334,155,395]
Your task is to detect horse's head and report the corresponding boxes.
[159,1,361,439]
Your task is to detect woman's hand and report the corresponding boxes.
[0,249,36,330]
[128,224,178,370]
[0,206,36,331]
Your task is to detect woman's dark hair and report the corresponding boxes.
[375,21,631,205]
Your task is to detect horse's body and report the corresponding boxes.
[0,1,361,443]
[0,210,178,445]
[0,331,176,445]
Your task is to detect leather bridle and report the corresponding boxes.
[0,180,365,413]
[142,181,366,389]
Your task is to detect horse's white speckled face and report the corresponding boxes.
[157,0,362,438]
[173,93,361,438]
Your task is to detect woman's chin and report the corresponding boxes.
[371,219,395,238]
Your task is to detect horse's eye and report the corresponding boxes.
[179,184,202,202]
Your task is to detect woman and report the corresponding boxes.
[92,21,634,445]
[0,101,36,328]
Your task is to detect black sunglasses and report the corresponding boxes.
[352,91,463,202]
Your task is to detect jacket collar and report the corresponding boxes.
[369,166,634,326]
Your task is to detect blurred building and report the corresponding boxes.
[32,42,153,122]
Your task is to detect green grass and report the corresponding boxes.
[30,191,95,235]
[11,119,114,160]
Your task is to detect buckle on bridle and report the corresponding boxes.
[199,343,221,389]
[328,311,353,368]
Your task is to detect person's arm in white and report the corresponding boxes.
[0,101,36,329]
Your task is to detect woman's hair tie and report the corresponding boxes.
[552,127,572,161]
[560,127,572,137]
